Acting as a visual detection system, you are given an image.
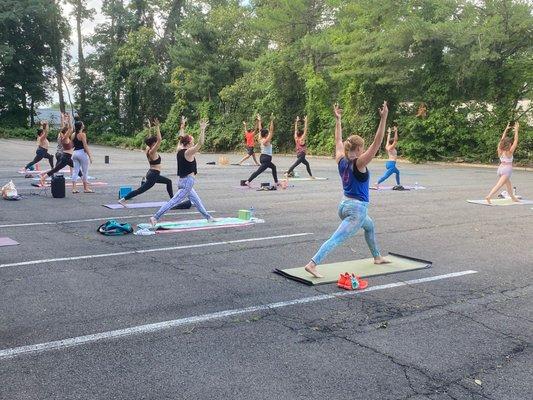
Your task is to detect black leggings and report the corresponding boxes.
[26,147,54,169]
[248,154,278,183]
[56,152,82,177]
[124,169,174,200]
[47,153,73,177]
[287,152,312,176]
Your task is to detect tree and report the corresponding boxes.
[0,0,59,126]
[66,0,95,118]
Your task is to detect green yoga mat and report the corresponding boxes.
[275,253,431,286]
[137,217,262,231]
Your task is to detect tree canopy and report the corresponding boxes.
[1,0,531,163]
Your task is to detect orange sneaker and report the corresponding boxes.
[351,274,368,290]
[337,273,350,290]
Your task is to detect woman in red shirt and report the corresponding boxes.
[237,120,260,166]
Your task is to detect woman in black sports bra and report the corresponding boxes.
[118,119,174,207]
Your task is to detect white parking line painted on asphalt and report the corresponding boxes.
[0,211,216,228]
[0,233,313,269]
[0,270,477,360]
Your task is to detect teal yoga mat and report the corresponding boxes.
[137,217,263,233]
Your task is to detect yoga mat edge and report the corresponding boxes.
[274,253,432,286]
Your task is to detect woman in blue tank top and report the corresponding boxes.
[304,102,391,278]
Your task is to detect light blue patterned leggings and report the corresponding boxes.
[311,198,381,265]
[153,175,211,221]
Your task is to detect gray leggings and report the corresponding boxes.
[154,175,211,221]
[72,149,89,183]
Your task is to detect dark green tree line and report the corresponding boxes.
[1,0,531,163]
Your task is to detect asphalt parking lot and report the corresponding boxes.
[1,138,532,400]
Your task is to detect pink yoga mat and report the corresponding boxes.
[32,181,108,188]
[18,168,69,174]
[370,185,426,191]
[0,237,19,247]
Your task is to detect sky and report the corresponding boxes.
[51,0,105,106]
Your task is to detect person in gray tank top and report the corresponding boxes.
[243,114,278,187]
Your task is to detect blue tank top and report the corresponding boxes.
[338,157,369,202]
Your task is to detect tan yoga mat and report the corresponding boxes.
[467,199,533,206]
[274,253,431,286]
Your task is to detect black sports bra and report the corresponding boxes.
[73,133,84,150]
[147,154,161,166]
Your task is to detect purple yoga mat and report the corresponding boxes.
[103,201,167,209]
[0,237,19,247]
[370,185,426,191]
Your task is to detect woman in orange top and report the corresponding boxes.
[237,120,259,166]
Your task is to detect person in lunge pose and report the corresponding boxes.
[150,119,214,226]
[303,102,390,278]
[375,125,400,188]
[285,115,314,178]
[485,122,520,204]
[118,119,173,207]
[243,114,278,187]
[237,120,259,166]
[23,121,54,172]
[39,113,75,185]
[71,120,94,193]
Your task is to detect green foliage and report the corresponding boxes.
[1,0,532,164]
[0,126,36,140]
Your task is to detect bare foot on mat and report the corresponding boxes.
[304,262,323,278]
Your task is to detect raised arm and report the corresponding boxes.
[385,127,391,150]
[185,119,208,159]
[265,114,274,142]
[149,118,162,155]
[243,121,247,137]
[179,116,187,137]
[356,101,388,170]
[294,116,299,139]
[255,114,262,142]
[393,125,398,145]
[41,121,49,139]
[65,113,72,135]
[333,104,344,163]
[510,122,519,153]
[498,123,512,154]
[303,115,308,140]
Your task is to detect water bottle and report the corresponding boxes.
[249,206,255,220]
[513,187,517,196]
[414,181,419,189]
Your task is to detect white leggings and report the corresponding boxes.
[72,149,89,183]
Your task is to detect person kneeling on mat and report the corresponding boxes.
[150,119,214,227]
[119,118,174,207]
[304,102,390,278]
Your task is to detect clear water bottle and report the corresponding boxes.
[249,206,255,219]
[414,181,419,189]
